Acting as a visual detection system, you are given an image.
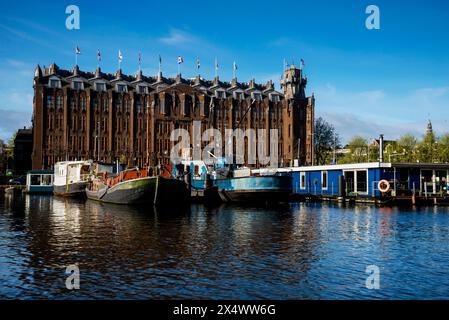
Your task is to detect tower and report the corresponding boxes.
[281,65,306,99]
[280,65,314,166]
[426,119,433,134]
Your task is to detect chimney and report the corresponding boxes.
[379,134,384,163]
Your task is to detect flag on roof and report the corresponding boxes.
[75,46,81,54]
[97,49,101,62]
[118,50,123,62]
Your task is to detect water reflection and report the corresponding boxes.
[2,194,449,299]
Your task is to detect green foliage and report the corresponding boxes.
[336,132,449,164]
[339,136,368,163]
[314,117,340,165]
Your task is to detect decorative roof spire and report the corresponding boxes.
[34,64,42,78]
[49,63,58,75]
[95,66,101,78]
[427,118,433,134]
[265,80,274,91]
[137,69,142,81]
[116,68,122,80]
[73,64,79,76]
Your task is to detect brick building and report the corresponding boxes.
[14,127,33,175]
[31,63,314,169]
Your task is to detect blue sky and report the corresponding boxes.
[1,0,448,142]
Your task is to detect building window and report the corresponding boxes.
[233,91,243,100]
[72,81,83,90]
[93,98,98,111]
[300,172,306,190]
[269,93,280,103]
[251,92,262,101]
[49,79,61,88]
[46,96,54,108]
[138,85,148,95]
[116,84,127,93]
[80,97,86,111]
[103,98,109,112]
[56,96,63,110]
[322,171,328,190]
[136,100,142,113]
[96,82,106,92]
[216,90,226,99]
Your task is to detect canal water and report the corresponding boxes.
[1,193,449,299]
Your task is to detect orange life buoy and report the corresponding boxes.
[378,180,390,193]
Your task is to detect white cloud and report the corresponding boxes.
[0,109,31,140]
[158,29,196,45]
[315,84,449,142]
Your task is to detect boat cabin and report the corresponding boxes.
[25,170,54,194]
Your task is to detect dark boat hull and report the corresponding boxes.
[54,181,88,197]
[86,176,189,205]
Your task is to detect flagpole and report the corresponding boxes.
[138,52,141,73]
[215,57,218,78]
[159,55,161,74]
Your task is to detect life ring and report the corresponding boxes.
[378,180,390,193]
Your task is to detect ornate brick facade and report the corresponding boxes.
[31,63,314,169]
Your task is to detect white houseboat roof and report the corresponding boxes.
[253,162,449,174]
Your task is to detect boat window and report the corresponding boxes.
[42,175,52,185]
[356,170,367,193]
[322,171,328,190]
[81,165,90,174]
[300,172,306,190]
[31,175,41,185]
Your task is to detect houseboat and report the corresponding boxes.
[25,170,54,194]
[86,164,190,205]
[253,162,449,205]
[53,161,92,197]
[174,159,292,203]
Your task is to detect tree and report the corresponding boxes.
[417,130,436,163]
[436,134,449,163]
[341,136,368,163]
[314,117,340,165]
[396,134,418,162]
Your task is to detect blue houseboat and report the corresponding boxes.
[253,162,449,204]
